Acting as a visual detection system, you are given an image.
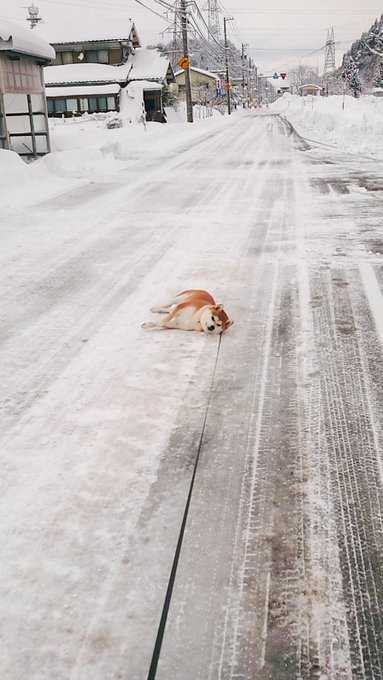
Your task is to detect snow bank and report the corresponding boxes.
[271,93,383,160]
[0,106,232,211]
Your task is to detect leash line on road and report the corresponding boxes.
[147,333,223,680]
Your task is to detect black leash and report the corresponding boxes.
[147,333,223,680]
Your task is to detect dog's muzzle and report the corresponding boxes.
[207,325,216,332]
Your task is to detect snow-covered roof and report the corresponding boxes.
[44,63,131,86]
[0,18,55,62]
[268,78,291,89]
[174,66,219,80]
[34,20,140,47]
[299,83,323,90]
[127,80,162,91]
[46,84,120,97]
[127,49,172,82]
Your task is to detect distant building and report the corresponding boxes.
[0,18,54,158]
[299,84,323,97]
[36,22,174,122]
[174,66,219,103]
[365,87,383,97]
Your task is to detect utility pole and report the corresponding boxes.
[248,57,256,106]
[180,0,193,122]
[223,17,233,115]
[241,43,249,107]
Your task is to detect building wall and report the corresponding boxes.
[47,93,118,117]
[0,52,50,156]
[52,43,124,66]
[175,70,218,102]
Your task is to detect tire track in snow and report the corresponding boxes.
[312,267,383,679]
[154,125,313,679]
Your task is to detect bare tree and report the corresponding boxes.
[288,63,321,93]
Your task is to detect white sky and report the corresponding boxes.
[0,0,382,75]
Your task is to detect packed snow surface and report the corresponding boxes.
[1,94,383,680]
[271,92,383,160]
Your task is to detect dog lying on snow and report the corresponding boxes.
[142,289,234,334]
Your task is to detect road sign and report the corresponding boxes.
[280,72,287,80]
[273,72,279,79]
[178,56,190,69]
[225,82,232,90]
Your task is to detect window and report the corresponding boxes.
[61,52,74,65]
[47,95,117,116]
[88,97,98,111]
[98,50,109,64]
[79,98,89,111]
[86,50,109,64]
[66,98,78,112]
[54,99,66,113]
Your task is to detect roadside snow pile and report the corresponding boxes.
[271,93,383,160]
[0,107,231,211]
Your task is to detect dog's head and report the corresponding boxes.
[201,304,234,334]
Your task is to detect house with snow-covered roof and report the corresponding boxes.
[126,49,175,122]
[36,21,174,122]
[298,83,323,97]
[0,18,54,157]
[174,66,219,104]
[35,20,141,66]
[43,62,130,116]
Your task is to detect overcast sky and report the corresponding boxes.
[0,0,382,75]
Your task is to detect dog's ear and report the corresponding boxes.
[225,319,234,329]
[214,304,224,312]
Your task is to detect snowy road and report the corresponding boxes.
[1,111,383,679]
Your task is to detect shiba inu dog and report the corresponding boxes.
[142,289,234,334]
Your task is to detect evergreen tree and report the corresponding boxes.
[343,56,362,97]
[338,13,383,90]
[373,60,383,87]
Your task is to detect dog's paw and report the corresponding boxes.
[142,321,157,329]
[150,306,167,313]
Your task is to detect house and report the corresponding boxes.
[298,84,323,97]
[365,87,383,97]
[36,20,141,66]
[126,48,175,122]
[0,18,54,157]
[36,21,174,122]
[174,66,219,103]
[43,62,129,117]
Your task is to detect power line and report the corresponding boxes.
[192,1,225,51]
[216,7,383,14]
[133,0,173,22]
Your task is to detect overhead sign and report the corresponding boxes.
[280,72,287,80]
[178,56,190,69]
